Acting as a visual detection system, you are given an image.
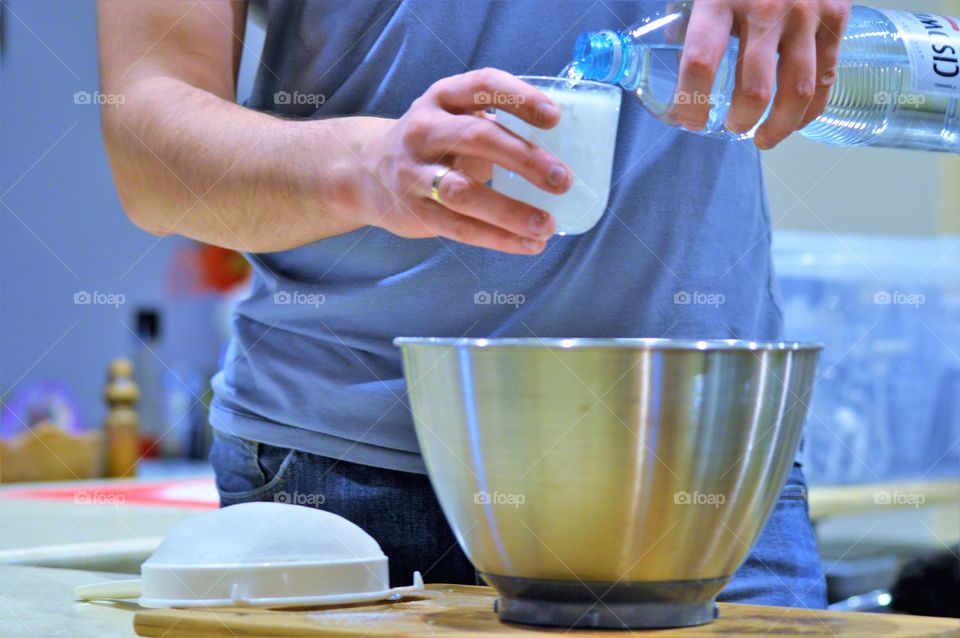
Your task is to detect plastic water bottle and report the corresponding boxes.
[566,4,960,152]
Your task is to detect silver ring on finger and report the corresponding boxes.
[431,166,455,206]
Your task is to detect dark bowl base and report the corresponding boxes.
[482,573,727,629]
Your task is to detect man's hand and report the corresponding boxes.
[350,69,572,255]
[673,0,852,149]
[98,2,568,254]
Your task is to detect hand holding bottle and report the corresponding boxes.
[674,0,852,149]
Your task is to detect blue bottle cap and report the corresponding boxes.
[573,30,624,84]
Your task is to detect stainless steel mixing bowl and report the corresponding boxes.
[394,338,821,629]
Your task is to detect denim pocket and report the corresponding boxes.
[209,430,297,506]
[779,463,809,502]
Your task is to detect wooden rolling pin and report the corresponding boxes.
[0,537,162,573]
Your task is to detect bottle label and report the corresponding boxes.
[879,10,960,98]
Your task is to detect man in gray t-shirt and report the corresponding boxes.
[98,0,851,607]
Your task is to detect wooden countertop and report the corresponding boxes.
[135,586,960,637]
[5,566,957,638]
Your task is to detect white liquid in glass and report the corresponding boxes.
[492,79,622,235]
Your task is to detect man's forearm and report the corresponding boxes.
[102,76,389,252]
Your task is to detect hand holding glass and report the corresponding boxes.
[492,77,622,235]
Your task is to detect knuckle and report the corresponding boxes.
[440,173,470,205]
[746,0,789,29]
[751,0,781,23]
[469,67,500,90]
[422,80,440,96]
[409,94,427,110]
[681,50,715,79]
[788,79,816,102]
[423,79,448,102]
[461,120,495,147]
[790,2,818,27]
[740,84,772,109]
[823,1,849,24]
[401,115,431,147]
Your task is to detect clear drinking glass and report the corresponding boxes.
[491,76,622,235]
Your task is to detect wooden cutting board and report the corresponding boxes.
[134,584,960,637]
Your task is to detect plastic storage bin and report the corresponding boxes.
[772,231,960,485]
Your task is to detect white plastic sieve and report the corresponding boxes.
[75,502,423,607]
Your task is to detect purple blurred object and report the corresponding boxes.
[1,380,83,438]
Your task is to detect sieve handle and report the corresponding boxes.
[75,578,142,601]
[389,571,425,598]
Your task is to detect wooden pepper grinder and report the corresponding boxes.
[104,358,141,478]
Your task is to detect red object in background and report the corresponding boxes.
[138,434,162,459]
[167,243,251,296]
[1,478,219,509]
[197,245,251,292]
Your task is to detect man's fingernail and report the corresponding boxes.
[547,164,569,188]
[755,136,772,150]
[536,102,560,124]
[521,238,543,253]
[529,212,550,236]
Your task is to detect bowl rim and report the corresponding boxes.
[393,337,823,351]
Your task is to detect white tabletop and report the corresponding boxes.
[0,564,138,638]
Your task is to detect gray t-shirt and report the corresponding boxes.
[210,1,782,474]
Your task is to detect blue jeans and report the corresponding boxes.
[210,431,826,608]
